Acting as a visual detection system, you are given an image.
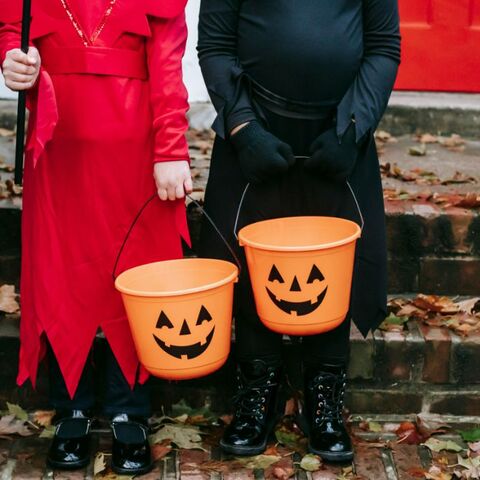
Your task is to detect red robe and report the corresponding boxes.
[0,0,191,398]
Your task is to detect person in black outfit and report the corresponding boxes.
[197,0,401,461]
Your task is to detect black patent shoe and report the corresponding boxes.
[303,364,353,462]
[110,414,152,475]
[46,410,92,470]
[220,359,283,456]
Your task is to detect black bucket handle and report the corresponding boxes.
[233,155,365,239]
[112,194,242,281]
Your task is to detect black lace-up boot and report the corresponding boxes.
[220,359,283,455]
[304,364,353,462]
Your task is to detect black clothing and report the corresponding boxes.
[230,120,295,184]
[197,0,400,337]
[48,343,151,418]
[198,0,401,140]
[306,122,360,181]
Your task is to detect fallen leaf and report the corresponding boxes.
[149,424,205,451]
[0,285,20,314]
[460,429,480,443]
[408,144,427,156]
[0,414,33,437]
[237,454,282,470]
[272,466,295,479]
[39,425,55,439]
[413,295,459,314]
[151,441,172,461]
[416,414,450,438]
[455,193,480,209]
[0,128,14,137]
[6,403,28,422]
[423,438,463,453]
[469,442,480,453]
[441,172,476,186]
[455,298,480,315]
[425,465,452,480]
[299,453,322,472]
[275,427,304,449]
[454,454,480,479]
[32,410,55,428]
[379,313,409,332]
[418,133,439,144]
[93,452,107,476]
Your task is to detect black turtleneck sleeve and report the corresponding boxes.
[197,0,256,139]
[336,0,401,141]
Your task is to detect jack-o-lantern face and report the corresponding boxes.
[153,305,215,360]
[265,264,328,316]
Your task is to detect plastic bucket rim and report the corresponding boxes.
[238,216,361,252]
[115,258,239,298]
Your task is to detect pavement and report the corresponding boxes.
[0,415,479,479]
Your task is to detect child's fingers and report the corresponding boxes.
[4,80,32,91]
[26,47,40,65]
[175,184,185,199]
[7,62,36,75]
[157,188,168,201]
[4,71,34,83]
[184,176,193,195]
[7,49,30,64]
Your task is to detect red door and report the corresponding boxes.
[395,0,480,92]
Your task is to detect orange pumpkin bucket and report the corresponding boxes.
[238,216,361,336]
[115,258,238,380]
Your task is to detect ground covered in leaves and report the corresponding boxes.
[2,401,480,479]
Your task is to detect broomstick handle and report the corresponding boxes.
[14,0,32,186]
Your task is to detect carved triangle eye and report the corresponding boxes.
[268,265,285,283]
[156,311,174,329]
[307,265,325,284]
[196,305,212,326]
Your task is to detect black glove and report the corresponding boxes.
[305,122,360,181]
[230,121,295,184]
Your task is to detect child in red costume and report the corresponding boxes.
[0,0,191,473]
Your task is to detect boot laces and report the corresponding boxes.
[233,370,277,420]
[311,371,346,424]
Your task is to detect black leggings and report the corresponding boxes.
[47,341,150,417]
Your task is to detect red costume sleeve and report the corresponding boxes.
[146,12,190,164]
[0,20,21,64]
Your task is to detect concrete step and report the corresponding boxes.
[1,312,479,415]
[3,92,480,137]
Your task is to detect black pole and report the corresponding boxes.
[14,0,32,186]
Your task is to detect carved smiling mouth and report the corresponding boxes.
[265,287,328,316]
[153,328,215,360]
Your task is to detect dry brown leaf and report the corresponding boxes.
[32,410,55,428]
[0,285,20,314]
[413,294,459,314]
[0,128,14,137]
[408,144,427,156]
[441,172,476,185]
[0,414,34,437]
[418,133,439,144]
[456,298,480,315]
[151,441,172,461]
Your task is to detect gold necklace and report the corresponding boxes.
[59,0,117,46]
